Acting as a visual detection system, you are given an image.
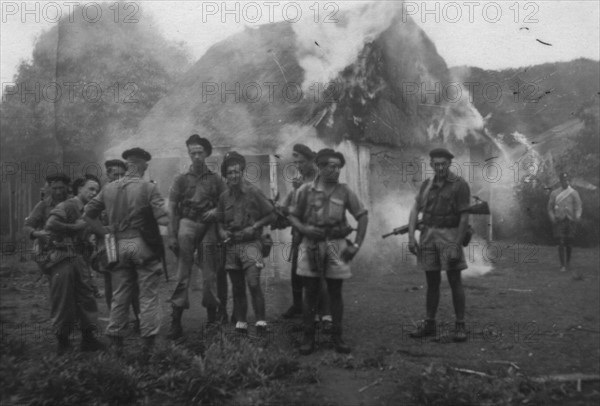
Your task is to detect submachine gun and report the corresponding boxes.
[382,198,490,243]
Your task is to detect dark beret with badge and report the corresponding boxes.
[104,159,126,170]
[221,151,246,177]
[122,147,152,162]
[293,143,315,160]
[429,148,454,160]
[315,148,345,168]
[186,134,213,157]
[46,172,71,185]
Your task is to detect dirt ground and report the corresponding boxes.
[1,240,599,405]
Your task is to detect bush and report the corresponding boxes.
[1,331,306,405]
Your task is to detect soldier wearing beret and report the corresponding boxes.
[280,144,333,332]
[166,134,228,339]
[547,172,583,279]
[84,147,168,352]
[44,174,104,354]
[289,148,368,355]
[24,173,71,272]
[97,159,140,333]
[216,152,276,335]
[407,148,470,342]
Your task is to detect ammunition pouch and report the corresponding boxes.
[261,234,273,258]
[422,214,460,229]
[309,224,354,242]
[180,200,215,223]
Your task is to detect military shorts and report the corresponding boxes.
[224,240,264,272]
[297,238,351,279]
[553,218,577,240]
[418,226,468,272]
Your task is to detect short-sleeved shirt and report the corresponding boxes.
[291,180,367,227]
[169,165,226,212]
[84,175,167,232]
[45,197,89,261]
[548,186,582,221]
[24,197,62,238]
[416,174,470,227]
[217,181,274,232]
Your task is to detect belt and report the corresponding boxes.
[116,229,142,239]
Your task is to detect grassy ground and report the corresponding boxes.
[1,241,599,405]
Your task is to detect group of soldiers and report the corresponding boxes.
[25,135,371,356]
[26,135,580,357]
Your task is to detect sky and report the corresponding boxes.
[1,0,599,87]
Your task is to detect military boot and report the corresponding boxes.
[108,335,124,356]
[166,306,184,340]
[331,325,351,354]
[80,328,106,352]
[56,333,71,356]
[142,335,156,353]
[206,307,217,327]
[299,328,315,355]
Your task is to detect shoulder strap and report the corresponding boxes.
[419,178,433,213]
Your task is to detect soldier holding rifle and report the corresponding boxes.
[44,174,104,354]
[407,148,471,342]
[279,144,333,331]
[24,173,71,272]
[288,148,368,355]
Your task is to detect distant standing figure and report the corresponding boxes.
[547,172,583,279]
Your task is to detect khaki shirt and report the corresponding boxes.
[291,180,367,227]
[24,196,62,238]
[217,180,273,232]
[416,174,470,227]
[84,175,167,232]
[169,165,226,212]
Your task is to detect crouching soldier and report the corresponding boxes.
[84,148,168,353]
[44,175,105,354]
[216,152,276,335]
[289,149,368,355]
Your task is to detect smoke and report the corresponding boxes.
[292,1,400,92]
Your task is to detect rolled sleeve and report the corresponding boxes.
[149,184,168,221]
[24,201,46,236]
[456,179,471,213]
[252,188,275,218]
[290,184,309,219]
[168,175,184,204]
[345,187,367,220]
[84,193,105,219]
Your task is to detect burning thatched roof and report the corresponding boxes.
[107,6,484,159]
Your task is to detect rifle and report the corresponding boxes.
[382,199,490,239]
[269,191,291,230]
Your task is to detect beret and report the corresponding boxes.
[221,151,246,177]
[429,148,454,160]
[104,159,126,170]
[186,134,213,157]
[46,172,71,184]
[292,143,315,160]
[315,148,345,168]
[559,172,570,180]
[122,147,152,162]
